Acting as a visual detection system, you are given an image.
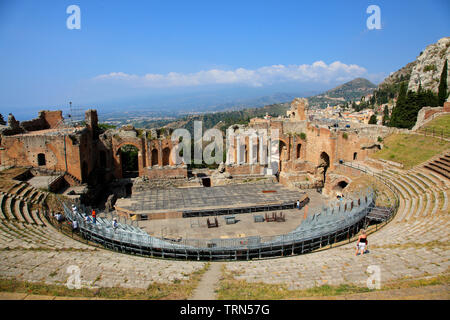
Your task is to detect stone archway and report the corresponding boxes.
[162,147,171,166]
[277,140,288,173]
[334,180,348,191]
[119,144,139,178]
[151,149,159,166]
[113,140,144,179]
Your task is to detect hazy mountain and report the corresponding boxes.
[307,78,377,108]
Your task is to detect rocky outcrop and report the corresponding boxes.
[408,37,450,94]
[378,61,417,89]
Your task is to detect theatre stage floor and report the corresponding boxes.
[116,183,309,215]
[137,188,327,239]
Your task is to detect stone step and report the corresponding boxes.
[36,192,45,204]
[0,222,35,243]
[13,198,28,224]
[394,174,419,197]
[422,193,432,217]
[0,195,8,220]
[20,201,37,225]
[20,186,34,199]
[8,182,27,195]
[404,196,417,222]
[409,172,445,194]
[375,172,413,222]
[0,228,14,241]
[4,196,16,220]
[431,190,439,216]
[19,223,67,246]
[424,164,450,180]
[416,169,447,188]
[384,172,415,198]
[374,175,410,222]
[402,173,427,193]
[441,190,448,212]
[0,214,63,246]
[35,209,51,227]
[27,204,44,226]
[434,159,450,169]
[28,189,39,202]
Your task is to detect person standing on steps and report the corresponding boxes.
[72,219,78,235]
[355,229,368,256]
[92,209,96,224]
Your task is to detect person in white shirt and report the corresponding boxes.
[72,220,78,233]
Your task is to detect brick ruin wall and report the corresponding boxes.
[0,131,92,182]
[20,110,63,132]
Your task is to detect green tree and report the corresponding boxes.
[368,114,377,124]
[438,59,448,106]
[382,106,390,125]
[0,113,5,125]
[389,82,408,128]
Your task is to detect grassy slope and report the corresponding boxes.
[370,133,450,169]
[0,262,210,300]
[421,114,450,136]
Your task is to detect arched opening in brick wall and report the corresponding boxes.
[120,145,139,178]
[334,180,348,191]
[319,152,330,183]
[151,149,159,166]
[162,147,171,166]
[296,144,301,159]
[277,140,288,173]
[353,152,358,160]
[37,153,46,166]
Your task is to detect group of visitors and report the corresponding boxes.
[70,204,118,232]
[295,200,369,256]
[54,212,63,223]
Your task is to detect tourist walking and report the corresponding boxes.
[296,199,300,210]
[355,229,368,256]
[92,209,96,224]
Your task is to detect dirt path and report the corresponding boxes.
[189,262,223,300]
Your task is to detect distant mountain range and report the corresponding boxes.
[132,77,379,133]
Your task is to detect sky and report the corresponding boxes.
[0,0,449,119]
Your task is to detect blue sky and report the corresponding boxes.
[0,0,449,119]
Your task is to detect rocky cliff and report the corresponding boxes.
[408,37,450,94]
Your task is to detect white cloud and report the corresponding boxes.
[93,61,369,88]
